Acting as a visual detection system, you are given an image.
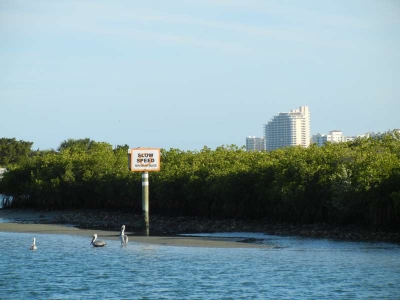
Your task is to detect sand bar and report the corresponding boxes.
[0,209,267,248]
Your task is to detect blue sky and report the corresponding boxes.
[1,0,399,151]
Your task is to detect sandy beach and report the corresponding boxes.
[0,209,267,248]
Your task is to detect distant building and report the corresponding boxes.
[312,130,345,146]
[311,129,400,146]
[264,106,310,151]
[355,130,400,139]
[357,132,386,139]
[344,136,355,142]
[246,136,265,151]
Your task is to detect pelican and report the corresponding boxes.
[120,225,128,245]
[30,237,37,250]
[90,234,106,247]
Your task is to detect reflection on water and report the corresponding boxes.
[0,231,399,300]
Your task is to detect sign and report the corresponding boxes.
[130,148,160,172]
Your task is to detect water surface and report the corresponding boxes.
[0,231,399,299]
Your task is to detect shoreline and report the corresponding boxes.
[0,223,268,248]
[0,209,268,248]
[0,208,399,245]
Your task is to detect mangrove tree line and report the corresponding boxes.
[0,132,399,229]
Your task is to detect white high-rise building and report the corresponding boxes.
[246,136,265,151]
[264,106,310,151]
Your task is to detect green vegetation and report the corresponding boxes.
[1,132,400,230]
[0,138,33,167]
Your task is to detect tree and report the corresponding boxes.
[57,138,93,152]
[0,138,33,167]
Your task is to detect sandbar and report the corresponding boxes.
[0,210,267,248]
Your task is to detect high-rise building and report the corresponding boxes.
[246,136,265,151]
[264,106,310,151]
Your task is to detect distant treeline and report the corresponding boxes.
[1,133,400,230]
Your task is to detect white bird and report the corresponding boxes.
[120,225,128,245]
[30,237,37,250]
[91,234,106,247]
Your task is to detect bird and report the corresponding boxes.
[120,225,128,245]
[90,234,106,247]
[30,237,37,250]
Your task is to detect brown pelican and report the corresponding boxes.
[30,237,37,250]
[120,225,128,245]
[91,234,106,247]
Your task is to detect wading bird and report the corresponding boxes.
[90,234,106,247]
[30,238,37,250]
[120,225,128,245]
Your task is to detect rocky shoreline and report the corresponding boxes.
[2,209,399,244]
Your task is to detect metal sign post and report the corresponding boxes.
[142,171,149,236]
[129,148,160,236]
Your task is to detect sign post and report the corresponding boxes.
[129,148,160,236]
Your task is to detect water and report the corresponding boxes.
[0,194,13,209]
[0,231,399,300]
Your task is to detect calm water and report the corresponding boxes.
[0,231,399,300]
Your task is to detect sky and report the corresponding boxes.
[1,0,399,151]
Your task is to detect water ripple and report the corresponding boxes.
[0,232,399,299]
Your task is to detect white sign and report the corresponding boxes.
[130,148,160,172]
